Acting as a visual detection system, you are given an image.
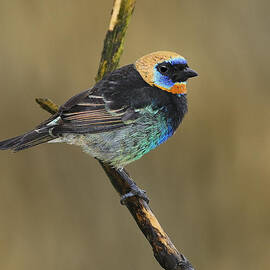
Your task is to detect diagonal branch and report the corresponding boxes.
[96,0,135,82]
[35,1,195,269]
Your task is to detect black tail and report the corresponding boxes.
[0,127,54,152]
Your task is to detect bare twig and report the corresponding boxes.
[35,1,195,269]
[35,98,59,114]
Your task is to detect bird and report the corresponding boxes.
[0,51,197,169]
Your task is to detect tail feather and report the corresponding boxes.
[0,128,54,152]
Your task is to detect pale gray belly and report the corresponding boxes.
[53,112,173,168]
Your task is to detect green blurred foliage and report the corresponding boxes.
[0,1,269,270]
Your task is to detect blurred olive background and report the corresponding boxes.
[0,1,269,270]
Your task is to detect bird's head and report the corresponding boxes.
[135,51,198,95]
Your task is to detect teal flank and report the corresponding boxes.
[61,106,174,168]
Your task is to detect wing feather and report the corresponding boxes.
[52,89,138,135]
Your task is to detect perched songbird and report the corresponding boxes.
[0,51,197,168]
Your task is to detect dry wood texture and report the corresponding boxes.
[36,1,195,269]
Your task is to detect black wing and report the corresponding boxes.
[51,64,155,135]
[52,88,137,135]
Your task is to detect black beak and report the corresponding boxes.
[183,67,198,79]
[172,67,198,82]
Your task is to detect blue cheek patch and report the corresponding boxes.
[153,70,174,90]
[153,56,187,90]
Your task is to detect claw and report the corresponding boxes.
[120,187,149,205]
[116,168,149,205]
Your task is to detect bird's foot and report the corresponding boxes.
[120,185,149,205]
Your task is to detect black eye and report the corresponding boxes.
[158,65,169,74]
